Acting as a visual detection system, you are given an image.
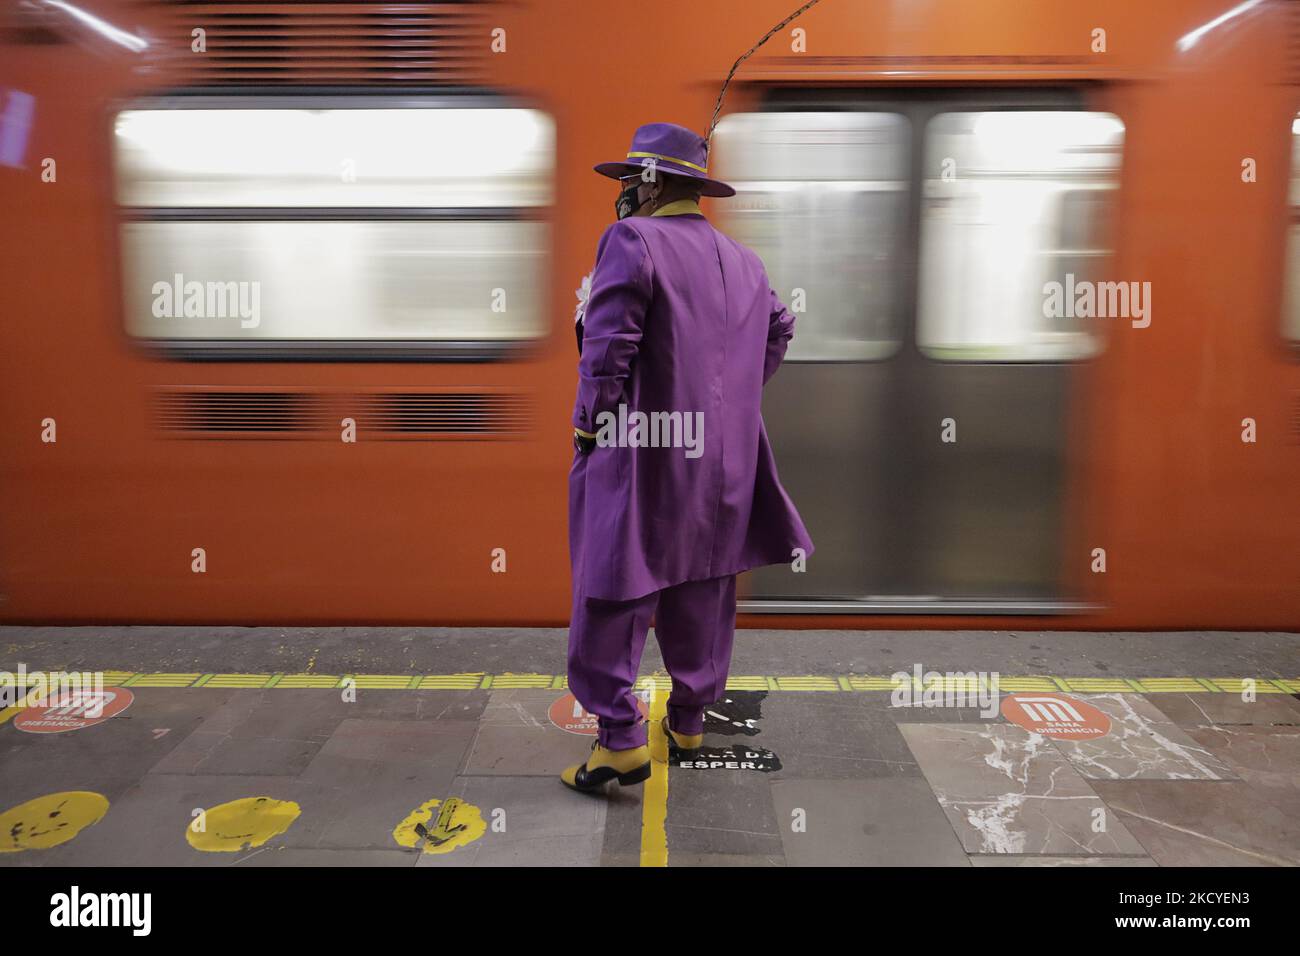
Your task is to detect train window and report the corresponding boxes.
[712,111,908,361]
[916,111,1124,361]
[112,102,553,356]
[1284,115,1300,344]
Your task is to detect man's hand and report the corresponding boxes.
[574,428,597,455]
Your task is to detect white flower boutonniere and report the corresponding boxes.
[574,272,593,326]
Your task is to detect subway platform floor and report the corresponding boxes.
[0,626,1296,867]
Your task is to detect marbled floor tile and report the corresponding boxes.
[1050,694,1237,780]
[969,855,1157,867]
[1183,726,1300,794]
[770,778,969,866]
[1091,779,1300,866]
[1146,692,1300,728]
[899,723,1146,856]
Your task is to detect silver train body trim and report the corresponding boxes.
[737,600,1102,615]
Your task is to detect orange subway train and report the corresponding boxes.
[1,0,1297,630]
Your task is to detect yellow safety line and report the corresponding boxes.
[1,671,1297,694]
[640,681,669,868]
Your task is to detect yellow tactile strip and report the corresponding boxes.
[1,671,1297,693]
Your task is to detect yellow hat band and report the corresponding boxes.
[625,151,708,174]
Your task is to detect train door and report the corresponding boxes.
[715,90,1123,612]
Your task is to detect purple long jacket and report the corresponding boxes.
[570,201,813,602]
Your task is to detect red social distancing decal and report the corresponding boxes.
[1000,693,1111,739]
[14,688,134,734]
[548,691,648,736]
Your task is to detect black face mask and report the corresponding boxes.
[615,181,647,220]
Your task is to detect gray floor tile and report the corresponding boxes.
[295,718,478,851]
[1147,692,1300,728]
[145,690,381,776]
[1183,726,1300,794]
[412,775,607,867]
[665,760,783,858]
[1091,779,1300,866]
[667,852,785,867]
[664,822,783,858]
[597,785,647,866]
[465,725,591,776]
[970,855,1157,867]
[0,688,228,806]
[460,775,607,839]
[771,778,969,866]
[879,683,1004,726]
[754,693,919,779]
[463,688,629,776]
[232,847,417,867]
[150,732,326,777]
[419,833,604,868]
[478,689,565,728]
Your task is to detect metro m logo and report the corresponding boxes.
[1000,692,1112,739]
[1014,696,1086,724]
[14,685,134,734]
[41,690,118,720]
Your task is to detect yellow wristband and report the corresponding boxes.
[574,428,597,439]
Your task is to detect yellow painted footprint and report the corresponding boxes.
[0,791,109,853]
[187,796,301,853]
[393,797,486,855]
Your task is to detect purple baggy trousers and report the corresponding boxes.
[567,574,738,750]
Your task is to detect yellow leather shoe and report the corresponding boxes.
[661,715,703,754]
[560,740,652,793]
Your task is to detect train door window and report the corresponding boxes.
[112,100,554,359]
[1283,114,1300,344]
[916,111,1125,361]
[710,111,909,360]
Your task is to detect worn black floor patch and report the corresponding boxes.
[672,691,782,770]
[702,692,766,737]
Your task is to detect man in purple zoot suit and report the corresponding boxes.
[561,122,813,793]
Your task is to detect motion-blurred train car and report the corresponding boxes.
[0,0,1296,628]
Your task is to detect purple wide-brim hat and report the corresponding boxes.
[594,122,736,198]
